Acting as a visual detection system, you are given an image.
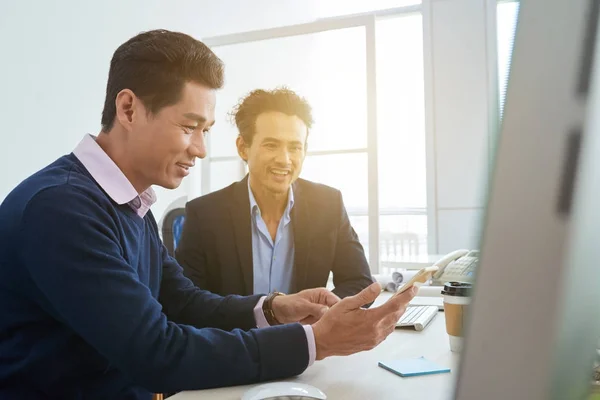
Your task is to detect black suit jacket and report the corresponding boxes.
[175,176,374,298]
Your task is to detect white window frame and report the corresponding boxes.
[200,1,508,272]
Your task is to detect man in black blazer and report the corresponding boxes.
[176,88,374,299]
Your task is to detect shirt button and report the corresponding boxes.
[131,197,141,209]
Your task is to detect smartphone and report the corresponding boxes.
[392,266,439,297]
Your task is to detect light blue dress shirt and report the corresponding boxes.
[248,179,295,294]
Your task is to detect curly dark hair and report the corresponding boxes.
[101,29,224,132]
[230,87,313,144]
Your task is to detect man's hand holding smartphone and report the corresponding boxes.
[311,282,418,360]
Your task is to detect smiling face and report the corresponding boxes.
[237,111,307,196]
[121,81,216,190]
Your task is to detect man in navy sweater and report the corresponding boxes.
[0,30,417,399]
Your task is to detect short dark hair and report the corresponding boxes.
[230,87,313,144]
[101,29,224,132]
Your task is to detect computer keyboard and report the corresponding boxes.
[396,305,439,331]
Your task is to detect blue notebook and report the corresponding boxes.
[378,357,451,377]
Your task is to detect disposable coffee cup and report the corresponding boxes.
[441,282,472,352]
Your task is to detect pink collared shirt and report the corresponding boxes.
[72,134,316,366]
[73,134,156,218]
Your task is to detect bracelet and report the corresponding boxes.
[262,291,286,325]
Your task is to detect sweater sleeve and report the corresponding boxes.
[158,246,263,331]
[17,186,309,393]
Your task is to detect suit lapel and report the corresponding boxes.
[292,180,311,292]
[228,176,254,295]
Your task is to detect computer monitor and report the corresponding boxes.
[454,0,600,399]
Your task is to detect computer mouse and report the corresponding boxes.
[241,381,327,400]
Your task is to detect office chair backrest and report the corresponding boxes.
[162,207,185,256]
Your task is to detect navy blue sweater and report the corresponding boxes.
[0,154,309,399]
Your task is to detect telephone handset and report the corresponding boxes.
[431,249,479,286]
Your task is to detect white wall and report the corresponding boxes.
[428,0,495,253]
[0,0,497,248]
[0,0,161,214]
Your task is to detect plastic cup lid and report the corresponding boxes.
[441,281,472,297]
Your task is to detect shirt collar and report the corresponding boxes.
[73,134,157,217]
[247,176,294,220]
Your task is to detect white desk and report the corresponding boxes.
[171,293,458,400]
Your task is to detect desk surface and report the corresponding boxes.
[172,293,458,400]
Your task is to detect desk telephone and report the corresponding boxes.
[430,249,479,286]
